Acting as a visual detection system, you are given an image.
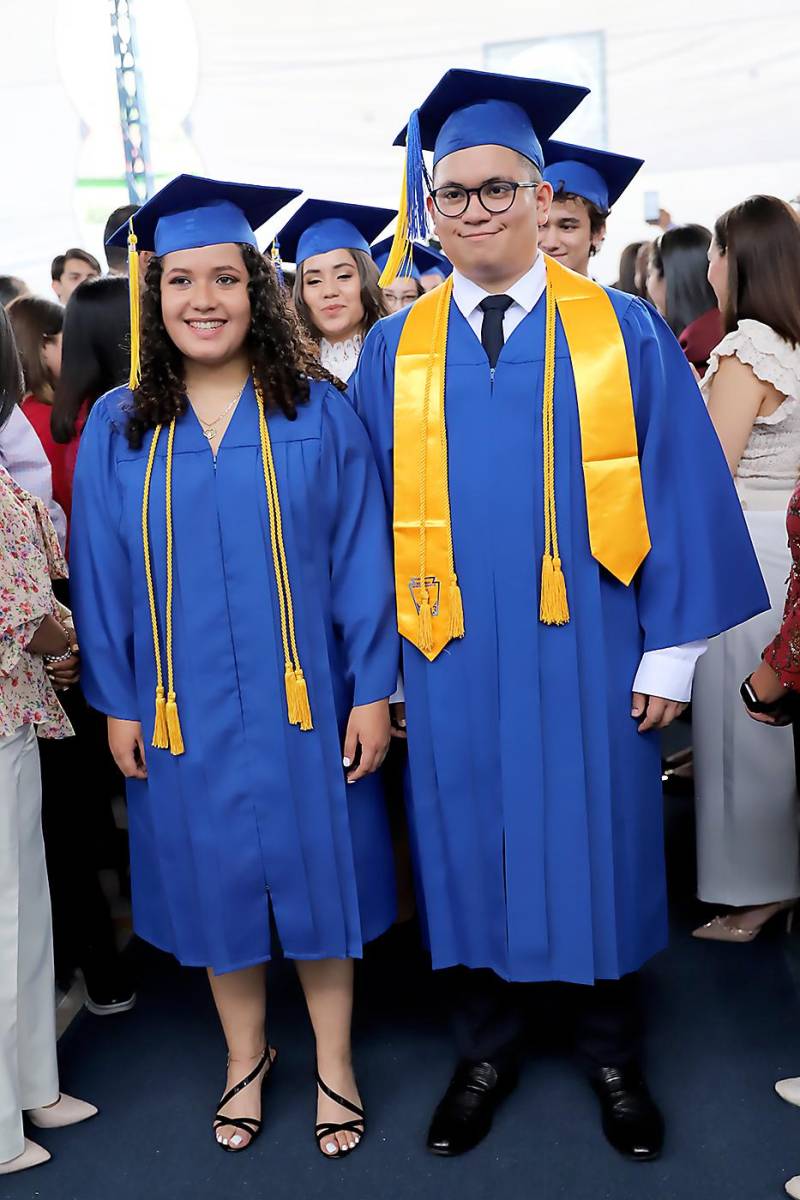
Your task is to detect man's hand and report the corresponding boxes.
[343,700,391,783]
[390,701,407,740]
[631,693,687,733]
[107,717,148,779]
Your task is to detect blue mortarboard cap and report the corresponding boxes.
[371,236,452,281]
[106,174,302,256]
[543,140,644,211]
[394,68,590,171]
[275,200,396,266]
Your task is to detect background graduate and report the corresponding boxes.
[539,140,644,277]
[276,200,394,382]
[352,68,768,1163]
[70,175,399,1159]
[371,236,452,314]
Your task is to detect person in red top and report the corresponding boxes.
[5,298,77,527]
[645,225,723,374]
[745,484,800,710]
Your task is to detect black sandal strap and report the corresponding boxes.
[316,1119,364,1137]
[214,1116,262,1136]
[315,1072,364,1120]
[218,1047,272,1111]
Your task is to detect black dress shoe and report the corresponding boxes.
[426,1061,516,1157]
[590,1065,664,1161]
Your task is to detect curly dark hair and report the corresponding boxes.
[126,244,343,448]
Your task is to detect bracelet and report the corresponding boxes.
[43,646,74,664]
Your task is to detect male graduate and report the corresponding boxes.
[351,68,768,1162]
[539,139,644,277]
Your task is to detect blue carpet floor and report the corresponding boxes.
[4,792,800,1200]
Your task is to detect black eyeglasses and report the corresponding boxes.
[430,179,539,218]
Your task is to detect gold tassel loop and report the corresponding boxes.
[448,574,465,639]
[165,690,184,756]
[152,684,169,749]
[127,218,141,391]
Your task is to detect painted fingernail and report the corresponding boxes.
[325,1142,337,1154]
[343,757,351,767]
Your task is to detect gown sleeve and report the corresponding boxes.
[622,298,769,649]
[348,321,397,513]
[319,384,399,707]
[69,396,139,720]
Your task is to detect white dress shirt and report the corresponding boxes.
[0,405,67,551]
[447,255,707,703]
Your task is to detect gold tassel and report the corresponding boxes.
[448,575,465,639]
[540,554,570,626]
[378,153,410,288]
[284,664,299,724]
[127,219,141,391]
[152,684,169,749]
[165,690,184,756]
[292,668,313,732]
[418,589,433,652]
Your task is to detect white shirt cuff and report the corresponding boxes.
[632,640,708,703]
[390,673,404,705]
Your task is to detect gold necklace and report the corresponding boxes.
[192,381,247,441]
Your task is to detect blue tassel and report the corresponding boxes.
[404,108,429,254]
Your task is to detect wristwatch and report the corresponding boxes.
[740,674,792,718]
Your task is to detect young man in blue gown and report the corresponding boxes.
[351,68,768,1161]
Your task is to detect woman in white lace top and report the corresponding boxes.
[692,195,800,942]
[276,200,392,383]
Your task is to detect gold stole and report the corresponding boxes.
[392,256,651,662]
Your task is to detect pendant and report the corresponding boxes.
[204,428,216,440]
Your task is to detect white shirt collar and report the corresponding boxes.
[451,253,547,323]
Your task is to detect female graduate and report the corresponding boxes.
[277,200,394,382]
[70,175,399,1159]
[539,140,644,278]
[371,237,452,314]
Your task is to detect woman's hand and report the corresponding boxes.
[108,717,148,779]
[342,700,391,784]
[744,660,789,725]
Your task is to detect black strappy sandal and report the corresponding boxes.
[315,1072,365,1159]
[213,1045,277,1152]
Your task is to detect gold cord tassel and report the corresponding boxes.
[418,588,433,652]
[165,690,184,756]
[291,668,313,732]
[539,278,570,626]
[448,575,465,639]
[152,684,169,749]
[127,219,141,391]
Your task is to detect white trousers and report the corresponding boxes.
[0,724,59,1163]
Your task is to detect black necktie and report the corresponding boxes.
[479,294,514,368]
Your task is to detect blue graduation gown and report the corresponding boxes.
[70,378,398,973]
[351,288,768,985]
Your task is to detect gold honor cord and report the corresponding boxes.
[140,383,313,758]
[539,274,569,625]
[141,419,183,755]
[255,383,313,731]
